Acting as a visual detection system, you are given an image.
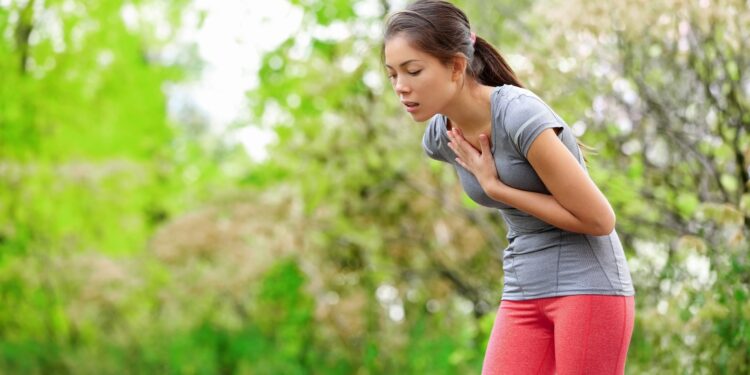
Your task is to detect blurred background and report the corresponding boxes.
[1,0,749,373]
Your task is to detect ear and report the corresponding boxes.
[450,55,467,82]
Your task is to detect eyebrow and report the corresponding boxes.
[384,59,421,69]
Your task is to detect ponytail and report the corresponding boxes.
[470,35,524,88]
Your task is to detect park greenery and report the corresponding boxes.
[1,0,748,373]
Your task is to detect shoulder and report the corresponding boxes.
[492,85,557,128]
[497,86,559,127]
[499,88,564,158]
[491,84,532,112]
[498,86,549,117]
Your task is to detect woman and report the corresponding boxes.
[382,1,636,374]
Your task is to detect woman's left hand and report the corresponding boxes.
[447,127,500,188]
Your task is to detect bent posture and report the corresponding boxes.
[382,1,636,374]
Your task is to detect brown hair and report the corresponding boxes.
[381,0,594,164]
[381,0,523,88]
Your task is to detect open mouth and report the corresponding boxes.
[402,101,420,112]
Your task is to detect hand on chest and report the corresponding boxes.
[454,151,551,196]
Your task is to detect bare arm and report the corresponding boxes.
[484,178,613,236]
[486,128,615,236]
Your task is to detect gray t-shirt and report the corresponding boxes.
[422,84,635,301]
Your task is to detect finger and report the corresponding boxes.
[448,141,462,159]
[453,129,468,150]
[453,142,464,158]
[457,128,470,145]
[455,157,467,170]
[449,130,460,146]
[447,130,460,147]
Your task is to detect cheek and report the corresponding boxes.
[424,71,452,94]
[414,73,435,91]
[422,76,452,108]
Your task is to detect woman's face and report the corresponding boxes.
[384,34,459,122]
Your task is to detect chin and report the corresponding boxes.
[411,111,435,123]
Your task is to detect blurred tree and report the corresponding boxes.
[1,0,747,373]
[0,0,232,372]
[0,0,199,257]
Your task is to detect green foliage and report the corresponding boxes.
[1,0,748,373]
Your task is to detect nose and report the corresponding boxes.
[394,76,410,95]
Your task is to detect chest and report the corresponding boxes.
[446,120,491,152]
[446,127,582,209]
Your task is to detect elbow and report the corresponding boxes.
[588,210,616,236]
[590,224,614,236]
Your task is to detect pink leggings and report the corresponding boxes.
[481,294,635,375]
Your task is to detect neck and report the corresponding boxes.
[441,80,495,133]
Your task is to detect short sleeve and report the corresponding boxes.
[504,94,563,159]
[422,115,449,162]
